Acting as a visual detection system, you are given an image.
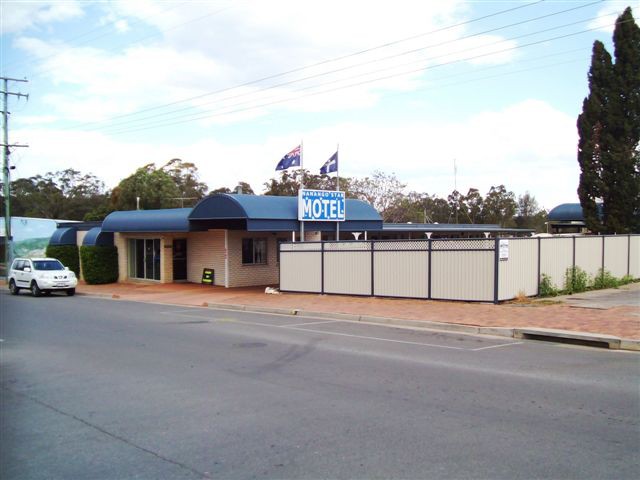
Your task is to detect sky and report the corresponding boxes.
[1,0,638,211]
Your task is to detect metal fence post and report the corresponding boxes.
[493,237,499,304]
[537,237,541,296]
[370,241,375,296]
[628,234,631,277]
[602,235,606,280]
[321,242,325,295]
[428,238,432,300]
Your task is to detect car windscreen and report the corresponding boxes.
[32,260,65,271]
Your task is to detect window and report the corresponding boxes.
[33,260,64,270]
[128,238,161,280]
[242,238,267,265]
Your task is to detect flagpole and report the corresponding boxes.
[336,143,340,241]
[300,140,305,242]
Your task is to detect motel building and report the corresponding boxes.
[49,193,531,288]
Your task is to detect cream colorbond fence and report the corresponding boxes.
[279,235,639,303]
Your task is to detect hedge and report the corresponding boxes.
[80,245,119,284]
[45,244,80,277]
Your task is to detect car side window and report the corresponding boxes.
[14,260,23,271]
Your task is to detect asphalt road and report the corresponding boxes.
[1,291,638,479]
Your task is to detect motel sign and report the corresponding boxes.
[298,189,346,222]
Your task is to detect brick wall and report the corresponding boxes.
[112,230,290,288]
[187,231,226,286]
[227,231,289,288]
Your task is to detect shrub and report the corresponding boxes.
[80,245,118,284]
[539,274,559,297]
[45,244,80,277]
[592,269,620,290]
[564,266,589,294]
[619,275,636,285]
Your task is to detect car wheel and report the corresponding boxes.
[30,281,42,297]
[66,288,75,296]
[9,280,19,295]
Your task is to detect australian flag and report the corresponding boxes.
[320,151,338,174]
[275,145,301,171]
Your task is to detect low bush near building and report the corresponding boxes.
[539,274,559,297]
[80,246,118,284]
[45,244,80,277]
[538,268,638,298]
[564,266,589,294]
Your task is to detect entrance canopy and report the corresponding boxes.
[188,194,382,232]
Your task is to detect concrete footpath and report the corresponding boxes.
[70,281,640,351]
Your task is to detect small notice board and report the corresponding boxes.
[201,268,214,285]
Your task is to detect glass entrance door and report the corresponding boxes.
[128,238,161,280]
[172,239,187,281]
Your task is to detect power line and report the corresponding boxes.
[66,0,552,130]
[11,2,237,81]
[85,6,609,134]
[98,16,616,136]
[1,2,183,72]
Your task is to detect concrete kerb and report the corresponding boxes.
[206,303,639,351]
[74,292,640,352]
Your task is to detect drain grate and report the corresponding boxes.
[521,333,611,349]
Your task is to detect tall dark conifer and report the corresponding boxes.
[577,7,640,233]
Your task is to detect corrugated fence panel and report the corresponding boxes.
[630,236,640,278]
[574,236,603,279]
[324,250,371,295]
[604,236,629,278]
[540,237,573,290]
[498,238,538,300]
[374,251,428,298]
[279,251,322,293]
[431,250,494,301]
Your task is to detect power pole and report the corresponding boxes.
[2,76,29,275]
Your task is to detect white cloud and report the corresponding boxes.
[13,100,579,209]
[9,0,520,124]
[0,0,84,34]
[588,1,640,33]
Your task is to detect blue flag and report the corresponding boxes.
[320,151,338,174]
[275,145,301,171]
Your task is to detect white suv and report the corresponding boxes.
[8,257,78,297]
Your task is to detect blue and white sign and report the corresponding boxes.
[298,189,346,222]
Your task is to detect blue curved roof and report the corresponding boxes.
[189,194,382,231]
[82,227,114,247]
[49,227,77,246]
[547,203,605,222]
[102,208,193,232]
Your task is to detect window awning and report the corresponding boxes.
[82,227,114,246]
[49,227,77,246]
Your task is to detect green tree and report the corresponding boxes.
[481,185,517,227]
[577,7,640,233]
[463,188,484,224]
[1,169,109,220]
[111,163,181,210]
[515,192,547,232]
[211,181,255,195]
[263,170,345,196]
[161,158,208,205]
[350,171,405,222]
